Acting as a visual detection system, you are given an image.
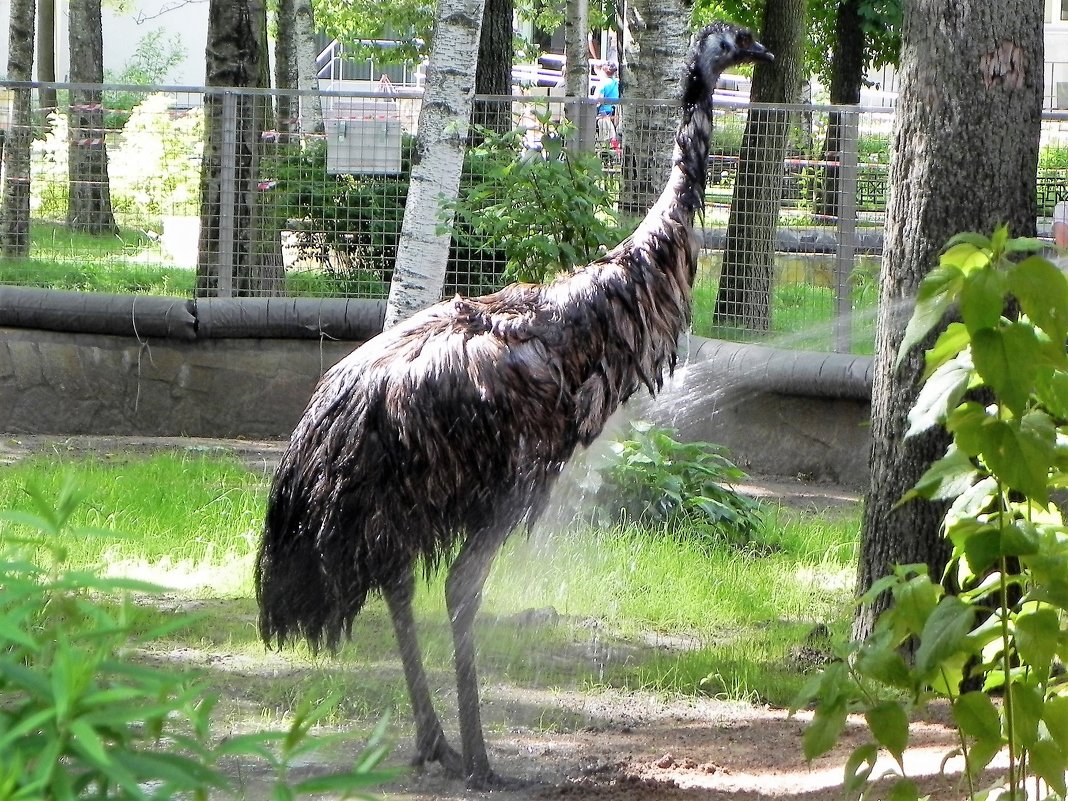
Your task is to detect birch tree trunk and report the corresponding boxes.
[617,0,689,217]
[564,0,593,147]
[67,0,119,236]
[0,0,35,256]
[275,0,323,138]
[713,0,806,331]
[383,0,486,328]
[854,0,1043,639]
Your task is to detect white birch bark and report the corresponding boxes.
[293,0,323,133]
[383,0,486,329]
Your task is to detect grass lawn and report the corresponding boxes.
[0,450,860,719]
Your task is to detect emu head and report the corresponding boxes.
[685,22,774,104]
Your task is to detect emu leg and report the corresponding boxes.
[382,569,463,776]
[444,530,508,789]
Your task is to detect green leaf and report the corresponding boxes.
[906,353,972,438]
[941,241,992,273]
[1029,737,1068,797]
[923,322,971,379]
[1034,368,1068,420]
[803,695,848,760]
[897,265,964,366]
[960,266,1005,335]
[842,743,878,798]
[1044,695,1068,752]
[902,443,978,504]
[981,413,1055,504]
[970,325,1039,416]
[1008,682,1043,748]
[865,702,909,763]
[946,402,992,458]
[952,691,1002,741]
[1014,606,1060,678]
[886,777,920,801]
[1008,254,1068,343]
[914,595,975,675]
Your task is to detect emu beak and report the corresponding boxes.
[746,42,775,64]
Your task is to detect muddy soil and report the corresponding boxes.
[1,435,989,800]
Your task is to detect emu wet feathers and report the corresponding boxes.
[256,22,773,788]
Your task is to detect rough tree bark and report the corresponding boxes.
[713,0,806,331]
[67,0,119,236]
[815,0,865,218]
[36,0,57,123]
[473,0,512,135]
[854,0,1042,639]
[197,0,284,297]
[617,0,689,217]
[0,0,35,257]
[383,0,486,327]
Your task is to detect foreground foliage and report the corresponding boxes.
[797,227,1068,799]
[0,479,396,800]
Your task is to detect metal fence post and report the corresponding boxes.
[834,108,860,353]
[217,91,237,298]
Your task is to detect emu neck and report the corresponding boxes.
[631,92,715,253]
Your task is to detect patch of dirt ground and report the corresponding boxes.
[2,435,995,800]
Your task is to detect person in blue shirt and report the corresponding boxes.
[595,62,619,117]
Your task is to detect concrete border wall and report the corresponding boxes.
[0,294,874,487]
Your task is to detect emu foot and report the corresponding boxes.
[411,735,463,777]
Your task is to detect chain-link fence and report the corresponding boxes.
[1,81,1066,353]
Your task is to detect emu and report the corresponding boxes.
[256,22,773,789]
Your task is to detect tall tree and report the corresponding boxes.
[474,0,513,134]
[67,0,119,236]
[813,0,864,217]
[197,0,283,297]
[712,0,806,331]
[383,0,487,327]
[1,0,35,257]
[276,0,324,137]
[617,0,690,217]
[36,0,57,122]
[853,0,1042,639]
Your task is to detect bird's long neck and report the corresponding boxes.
[629,79,717,275]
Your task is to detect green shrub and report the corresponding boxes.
[444,108,624,285]
[0,479,397,800]
[796,227,1068,801]
[592,421,764,550]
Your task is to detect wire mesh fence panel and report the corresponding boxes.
[1,82,1067,353]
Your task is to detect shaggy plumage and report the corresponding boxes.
[257,22,773,788]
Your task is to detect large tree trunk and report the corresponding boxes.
[197,0,284,297]
[563,0,591,144]
[275,0,322,137]
[853,0,1042,639]
[713,0,806,331]
[1,0,35,257]
[36,0,57,123]
[617,0,689,217]
[473,0,512,135]
[815,0,865,218]
[383,0,487,328]
[67,0,119,236]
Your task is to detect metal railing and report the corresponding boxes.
[0,81,1066,354]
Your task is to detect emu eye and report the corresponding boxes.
[720,40,729,51]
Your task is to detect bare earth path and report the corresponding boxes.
[1,434,986,800]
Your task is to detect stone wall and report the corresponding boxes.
[0,327,873,487]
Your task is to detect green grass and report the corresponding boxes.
[0,451,860,713]
[0,221,196,295]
